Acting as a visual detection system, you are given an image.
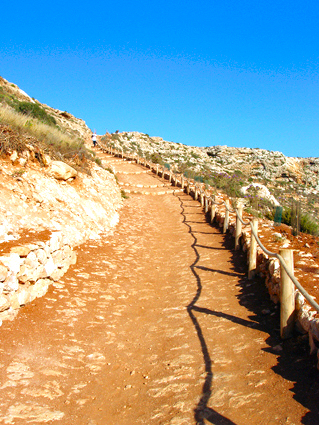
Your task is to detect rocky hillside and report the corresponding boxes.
[103,131,319,222]
[0,77,122,247]
[0,76,91,140]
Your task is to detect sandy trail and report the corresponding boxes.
[0,153,318,424]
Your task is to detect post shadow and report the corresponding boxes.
[176,192,237,425]
[220,209,319,424]
[176,191,319,424]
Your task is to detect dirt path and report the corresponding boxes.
[0,153,318,424]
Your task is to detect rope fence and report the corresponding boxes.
[99,141,319,341]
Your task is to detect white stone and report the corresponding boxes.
[50,232,62,252]
[0,294,9,312]
[31,279,50,299]
[0,254,22,274]
[49,161,77,180]
[25,251,39,269]
[10,151,18,163]
[241,183,280,206]
[52,250,63,265]
[3,272,19,292]
[17,288,31,306]
[44,256,56,276]
[34,248,48,264]
[0,264,8,282]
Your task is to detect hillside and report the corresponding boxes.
[1,75,318,238]
[0,76,90,140]
[0,77,122,247]
[102,131,319,228]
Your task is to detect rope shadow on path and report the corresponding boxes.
[175,193,237,425]
[223,236,319,425]
[175,191,319,424]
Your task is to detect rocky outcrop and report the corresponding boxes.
[49,161,78,181]
[104,131,319,220]
[106,131,319,191]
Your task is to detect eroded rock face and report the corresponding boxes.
[0,160,122,248]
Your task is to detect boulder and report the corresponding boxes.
[49,161,77,181]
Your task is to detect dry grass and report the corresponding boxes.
[0,105,99,170]
[0,105,83,154]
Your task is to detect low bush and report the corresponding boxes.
[14,101,56,126]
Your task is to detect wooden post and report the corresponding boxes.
[211,196,216,222]
[205,195,208,213]
[169,172,172,183]
[223,199,230,233]
[200,191,204,207]
[156,164,159,175]
[248,218,258,279]
[235,204,243,250]
[187,182,190,195]
[279,249,295,339]
[181,175,184,189]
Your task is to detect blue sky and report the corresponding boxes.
[1,1,319,157]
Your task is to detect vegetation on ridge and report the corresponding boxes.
[0,104,100,172]
[101,131,319,236]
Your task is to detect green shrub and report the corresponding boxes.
[14,101,56,126]
[150,152,164,165]
[273,206,319,236]
[300,214,319,236]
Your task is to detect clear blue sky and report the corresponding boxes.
[1,1,319,157]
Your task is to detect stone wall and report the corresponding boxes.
[0,231,76,324]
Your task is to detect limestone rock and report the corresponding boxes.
[49,161,77,181]
[25,251,39,269]
[52,250,63,264]
[10,246,32,257]
[17,287,32,306]
[17,265,34,283]
[44,256,56,277]
[10,151,18,164]
[3,273,19,292]
[0,294,9,312]
[31,279,50,299]
[50,232,62,252]
[0,254,22,274]
[0,264,8,282]
[6,292,20,310]
[241,183,280,206]
[34,248,48,264]
[50,267,66,282]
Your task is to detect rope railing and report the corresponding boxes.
[99,141,319,340]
